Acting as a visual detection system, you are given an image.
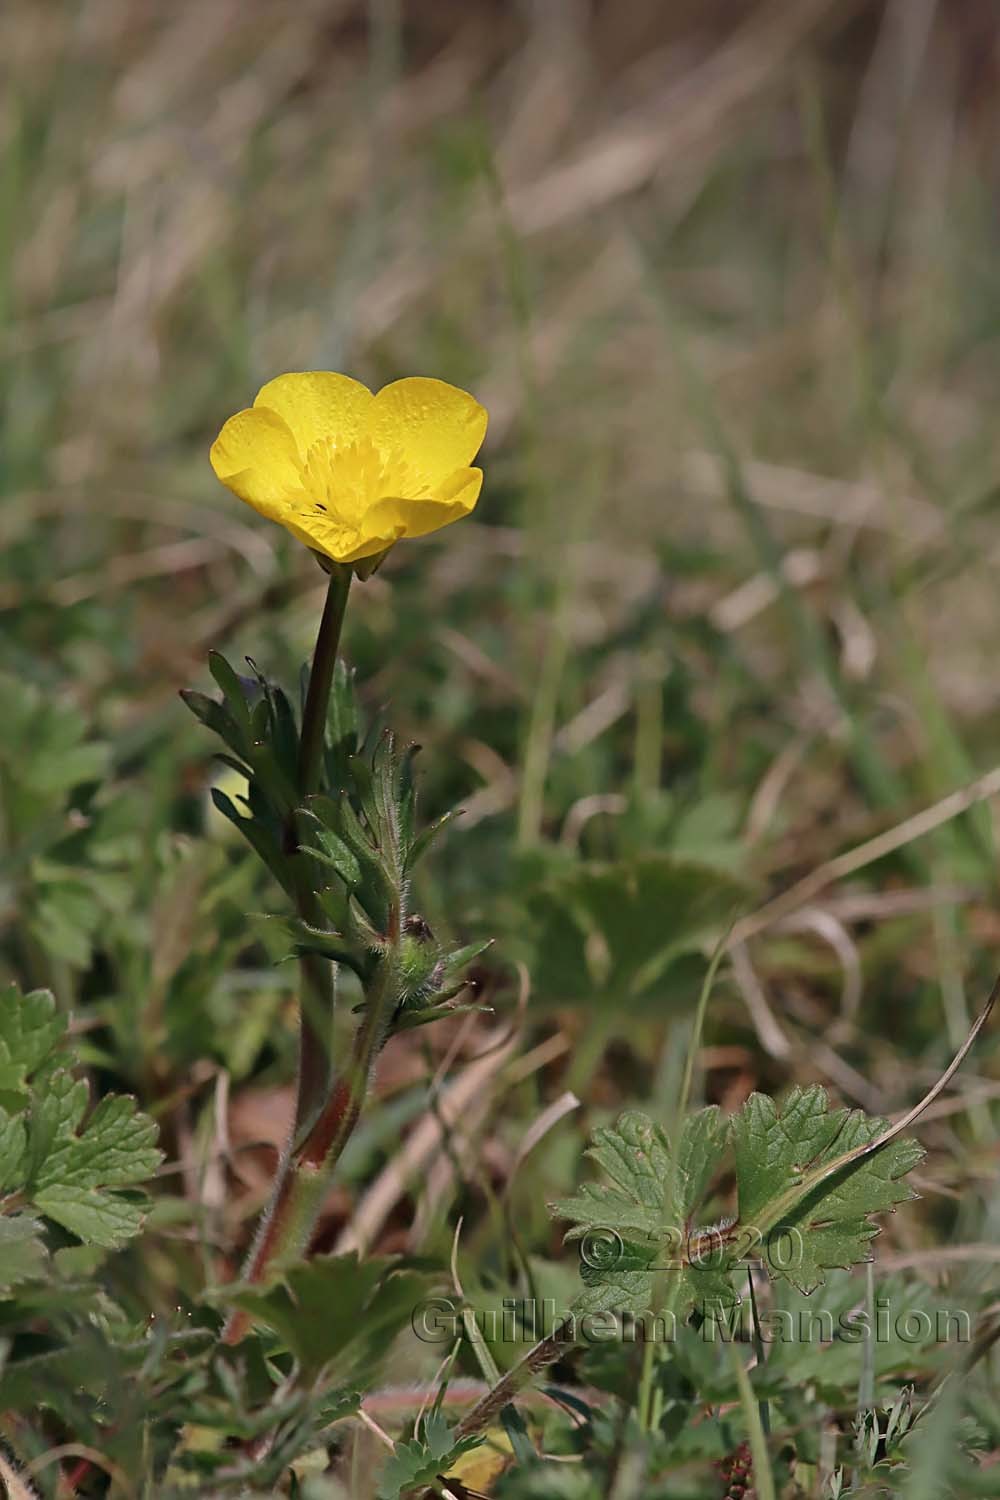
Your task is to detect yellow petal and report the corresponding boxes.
[209,407,302,520]
[334,526,409,565]
[279,509,408,567]
[366,377,487,486]
[361,467,483,543]
[446,1427,514,1489]
[253,372,373,457]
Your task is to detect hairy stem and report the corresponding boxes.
[454,1324,574,1439]
[222,564,354,1344]
[222,924,400,1344]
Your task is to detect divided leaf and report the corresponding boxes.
[549,1107,735,1319]
[227,1253,435,1381]
[189,656,482,1048]
[0,986,162,1272]
[551,1089,925,1317]
[0,1216,48,1291]
[377,1412,484,1500]
[0,984,66,1103]
[27,1083,161,1248]
[528,855,746,1010]
[732,1087,924,1294]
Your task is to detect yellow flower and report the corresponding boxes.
[210,372,488,567]
[446,1427,514,1492]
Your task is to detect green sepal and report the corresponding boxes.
[397,932,441,1001]
[392,938,491,1027]
[391,1000,491,1033]
[434,938,492,988]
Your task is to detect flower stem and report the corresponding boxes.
[221,931,399,1345]
[291,563,351,1132]
[221,563,352,1344]
[297,563,352,797]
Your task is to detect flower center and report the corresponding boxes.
[298,436,427,525]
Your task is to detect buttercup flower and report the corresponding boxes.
[210,372,487,567]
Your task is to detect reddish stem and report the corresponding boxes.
[222,924,396,1345]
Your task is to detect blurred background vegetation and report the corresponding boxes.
[3,0,1000,1493]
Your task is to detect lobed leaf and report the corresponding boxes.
[0,985,65,1100]
[227,1253,435,1382]
[552,1089,925,1316]
[377,1412,484,1500]
[529,855,747,1008]
[732,1087,924,1293]
[0,1216,48,1291]
[550,1107,734,1321]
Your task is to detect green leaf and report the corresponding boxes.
[227,1253,435,1381]
[23,1070,161,1250]
[753,1274,954,1400]
[406,809,457,871]
[304,821,363,888]
[0,984,161,1264]
[0,984,65,1098]
[528,855,746,1008]
[210,789,295,898]
[252,914,367,979]
[325,659,359,759]
[307,791,394,928]
[0,1109,27,1190]
[33,1184,146,1249]
[184,683,298,812]
[249,695,271,744]
[30,879,104,967]
[377,1413,484,1500]
[550,1091,924,1316]
[347,752,376,815]
[207,651,253,730]
[34,1089,162,1192]
[22,1071,87,1182]
[731,1087,924,1293]
[370,731,403,869]
[733,1086,846,1224]
[550,1108,735,1320]
[0,1214,48,1290]
[0,674,110,806]
[180,689,245,756]
[553,1108,727,1242]
[264,682,300,785]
